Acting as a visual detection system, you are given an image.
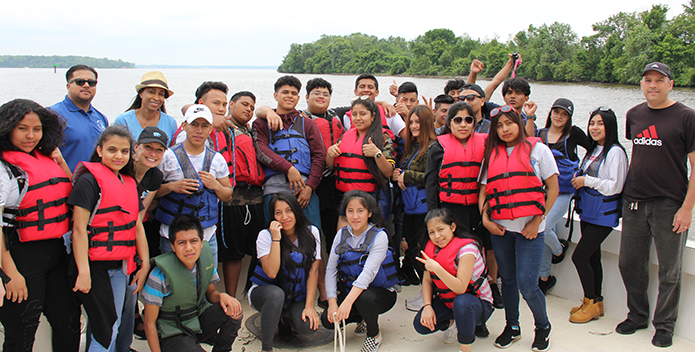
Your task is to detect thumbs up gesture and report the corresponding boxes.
[395,96,408,117]
[362,137,381,158]
[389,79,398,98]
[327,140,342,158]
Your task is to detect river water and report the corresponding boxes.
[2,67,695,241]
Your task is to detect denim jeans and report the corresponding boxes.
[540,193,572,277]
[413,295,493,344]
[160,233,218,267]
[490,230,549,329]
[263,192,322,231]
[115,282,137,352]
[619,198,688,333]
[88,268,128,352]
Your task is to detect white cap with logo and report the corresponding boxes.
[184,104,213,124]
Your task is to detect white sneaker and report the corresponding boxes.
[443,321,457,344]
[360,332,382,352]
[406,291,424,312]
[355,320,367,336]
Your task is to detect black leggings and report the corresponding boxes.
[572,221,614,298]
[320,287,397,337]
[401,213,426,279]
[0,238,81,352]
[250,285,315,351]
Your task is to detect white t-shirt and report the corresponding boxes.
[158,147,229,240]
[247,225,322,304]
[342,112,406,137]
[480,142,559,233]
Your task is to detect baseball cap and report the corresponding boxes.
[138,126,168,148]
[462,83,486,98]
[641,62,672,79]
[551,98,574,117]
[184,104,213,124]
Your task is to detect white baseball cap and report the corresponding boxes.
[184,104,213,124]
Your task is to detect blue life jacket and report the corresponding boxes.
[250,249,308,303]
[401,144,427,215]
[155,144,219,228]
[263,116,311,180]
[576,145,622,227]
[334,226,400,292]
[539,129,579,194]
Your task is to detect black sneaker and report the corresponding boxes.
[494,325,521,349]
[490,282,504,309]
[652,329,673,347]
[538,276,557,295]
[475,323,490,338]
[615,319,648,335]
[532,324,551,352]
[552,240,569,264]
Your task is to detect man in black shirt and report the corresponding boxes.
[617,62,695,348]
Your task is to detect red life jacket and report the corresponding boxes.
[2,151,72,242]
[229,127,265,187]
[73,162,139,274]
[334,128,376,193]
[345,105,396,140]
[485,137,546,220]
[424,236,487,309]
[437,133,487,206]
[310,111,346,151]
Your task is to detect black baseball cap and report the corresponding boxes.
[551,98,574,117]
[641,62,672,79]
[461,83,486,98]
[138,126,168,148]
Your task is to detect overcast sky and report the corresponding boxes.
[1,0,689,67]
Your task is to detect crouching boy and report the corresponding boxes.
[142,214,243,352]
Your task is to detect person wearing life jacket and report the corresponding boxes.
[568,107,628,324]
[393,106,437,288]
[341,74,406,140]
[69,125,151,351]
[247,192,321,352]
[216,91,267,301]
[413,208,494,351]
[424,102,503,313]
[327,98,395,225]
[536,98,591,294]
[479,106,558,351]
[142,214,242,352]
[321,190,399,352]
[155,105,232,265]
[173,81,232,152]
[252,76,326,229]
[0,99,81,352]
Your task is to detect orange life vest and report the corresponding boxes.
[437,133,486,206]
[334,128,376,193]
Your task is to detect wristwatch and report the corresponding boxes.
[375,151,383,159]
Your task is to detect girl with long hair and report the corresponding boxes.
[69,125,150,352]
[321,190,399,352]
[248,192,321,352]
[479,105,559,351]
[0,99,81,351]
[568,107,628,323]
[413,208,493,352]
[536,98,590,294]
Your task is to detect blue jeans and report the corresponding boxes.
[540,193,572,277]
[619,198,688,332]
[88,268,128,352]
[160,232,218,266]
[490,230,549,329]
[115,282,137,352]
[369,188,392,223]
[413,295,493,344]
[263,192,322,231]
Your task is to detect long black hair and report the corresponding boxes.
[339,190,387,229]
[352,98,388,191]
[424,208,483,253]
[0,99,65,163]
[268,192,317,275]
[89,125,136,178]
[586,108,625,163]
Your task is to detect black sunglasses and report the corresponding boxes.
[69,78,98,87]
[489,105,514,119]
[452,115,475,125]
[457,94,482,102]
[590,106,613,116]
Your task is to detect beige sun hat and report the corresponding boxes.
[135,71,174,97]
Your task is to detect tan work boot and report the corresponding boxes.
[569,297,601,323]
[570,298,604,316]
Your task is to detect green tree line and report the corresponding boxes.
[278,1,695,87]
[0,55,134,68]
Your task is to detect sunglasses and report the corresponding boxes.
[590,106,613,116]
[489,105,514,119]
[452,115,475,125]
[457,94,482,102]
[351,95,370,102]
[69,78,98,87]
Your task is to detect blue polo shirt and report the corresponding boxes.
[49,95,109,171]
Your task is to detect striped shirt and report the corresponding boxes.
[455,243,493,304]
[142,265,220,307]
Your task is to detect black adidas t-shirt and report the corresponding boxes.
[624,102,695,203]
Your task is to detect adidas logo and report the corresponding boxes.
[634,125,662,146]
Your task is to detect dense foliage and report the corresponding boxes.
[0,55,134,68]
[278,1,695,86]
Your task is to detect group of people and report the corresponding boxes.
[0,56,691,352]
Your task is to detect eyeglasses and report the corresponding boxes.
[452,115,475,125]
[69,78,98,87]
[310,91,331,98]
[489,105,514,119]
[458,94,482,102]
[590,106,613,116]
